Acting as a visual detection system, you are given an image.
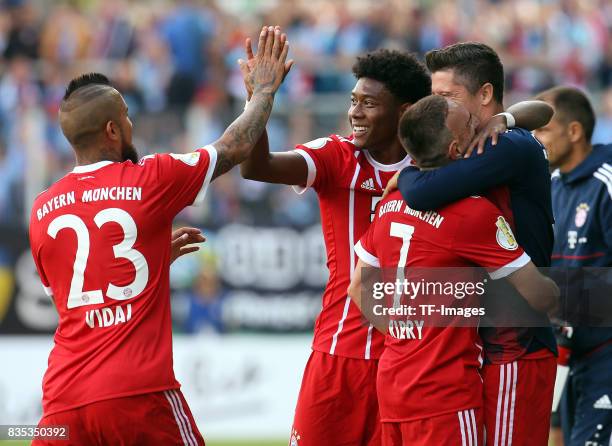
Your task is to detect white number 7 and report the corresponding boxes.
[389,222,415,307]
[47,208,149,309]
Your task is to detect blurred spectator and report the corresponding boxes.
[113,59,145,116]
[93,0,136,60]
[0,0,611,230]
[181,268,227,334]
[2,1,39,60]
[39,2,91,65]
[161,1,216,108]
[593,88,612,144]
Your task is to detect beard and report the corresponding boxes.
[121,140,139,164]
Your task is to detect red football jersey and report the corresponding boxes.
[355,190,530,422]
[28,146,217,416]
[293,135,412,359]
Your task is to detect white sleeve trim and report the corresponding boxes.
[354,241,380,267]
[43,285,53,296]
[593,166,612,199]
[192,145,218,206]
[489,252,531,280]
[291,149,317,195]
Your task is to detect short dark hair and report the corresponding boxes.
[399,95,452,167]
[352,49,431,104]
[426,42,504,104]
[63,73,111,101]
[60,73,120,150]
[536,86,596,141]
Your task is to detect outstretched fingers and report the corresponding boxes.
[263,25,275,58]
[256,26,267,60]
[279,38,290,65]
[271,28,282,59]
[245,37,254,61]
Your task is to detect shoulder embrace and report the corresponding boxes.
[498,128,543,150]
[453,195,500,217]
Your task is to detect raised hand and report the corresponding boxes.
[209,26,294,180]
[239,26,294,100]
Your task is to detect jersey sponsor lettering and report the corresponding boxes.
[356,191,528,421]
[29,147,216,416]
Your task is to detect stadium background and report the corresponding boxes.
[0,0,610,444]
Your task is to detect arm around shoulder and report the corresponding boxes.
[506,100,553,131]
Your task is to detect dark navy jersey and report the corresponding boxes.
[397,127,557,363]
[551,144,612,355]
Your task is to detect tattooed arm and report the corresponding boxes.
[210,90,275,180]
[236,32,306,185]
[210,26,289,181]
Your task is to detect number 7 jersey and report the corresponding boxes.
[28,147,217,417]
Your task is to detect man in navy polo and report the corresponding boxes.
[535,86,612,446]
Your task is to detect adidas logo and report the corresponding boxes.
[594,395,612,410]
[361,178,376,191]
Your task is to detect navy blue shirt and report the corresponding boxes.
[551,144,612,267]
[398,128,557,361]
[551,144,612,355]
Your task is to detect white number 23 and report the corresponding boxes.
[47,208,149,309]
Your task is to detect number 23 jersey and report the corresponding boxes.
[28,147,217,417]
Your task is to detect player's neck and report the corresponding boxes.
[367,140,406,165]
[75,147,123,166]
[559,142,592,174]
[478,103,504,124]
[419,158,451,171]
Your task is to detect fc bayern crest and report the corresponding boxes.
[575,203,590,228]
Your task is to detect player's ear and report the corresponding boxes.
[479,83,494,107]
[447,139,462,160]
[567,121,583,144]
[105,121,120,142]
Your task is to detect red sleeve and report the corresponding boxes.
[292,136,343,193]
[452,198,531,279]
[355,219,380,267]
[139,145,217,217]
[28,220,53,297]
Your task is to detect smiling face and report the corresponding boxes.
[348,77,405,151]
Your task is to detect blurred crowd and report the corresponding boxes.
[1,0,612,227]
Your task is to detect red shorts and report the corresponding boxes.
[290,350,381,446]
[32,389,205,446]
[382,408,483,446]
[482,354,557,446]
